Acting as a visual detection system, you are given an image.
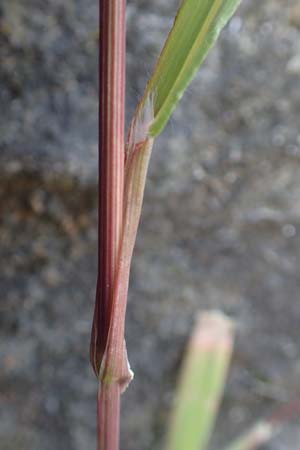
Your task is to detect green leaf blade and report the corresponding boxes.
[165,311,234,450]
[141,0,242,137]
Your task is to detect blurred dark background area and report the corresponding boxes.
[1,0,300,449]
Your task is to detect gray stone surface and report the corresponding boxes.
[1,0,300,449]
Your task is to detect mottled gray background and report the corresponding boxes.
[1,0,300,449]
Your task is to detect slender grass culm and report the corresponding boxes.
[90,1,127,449]
[90,1,291,449]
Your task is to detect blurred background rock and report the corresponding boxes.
[1,0,300,449]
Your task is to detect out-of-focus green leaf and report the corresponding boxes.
[139,0,242,137]
[164,311,234,450]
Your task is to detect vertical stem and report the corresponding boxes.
[98,383,121,450]
[91,0,126,375]
[91,0,126,449]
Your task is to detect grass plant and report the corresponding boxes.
[90,1,291,449]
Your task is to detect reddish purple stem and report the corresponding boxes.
[91,0,126,377]
[90,1,126,449]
